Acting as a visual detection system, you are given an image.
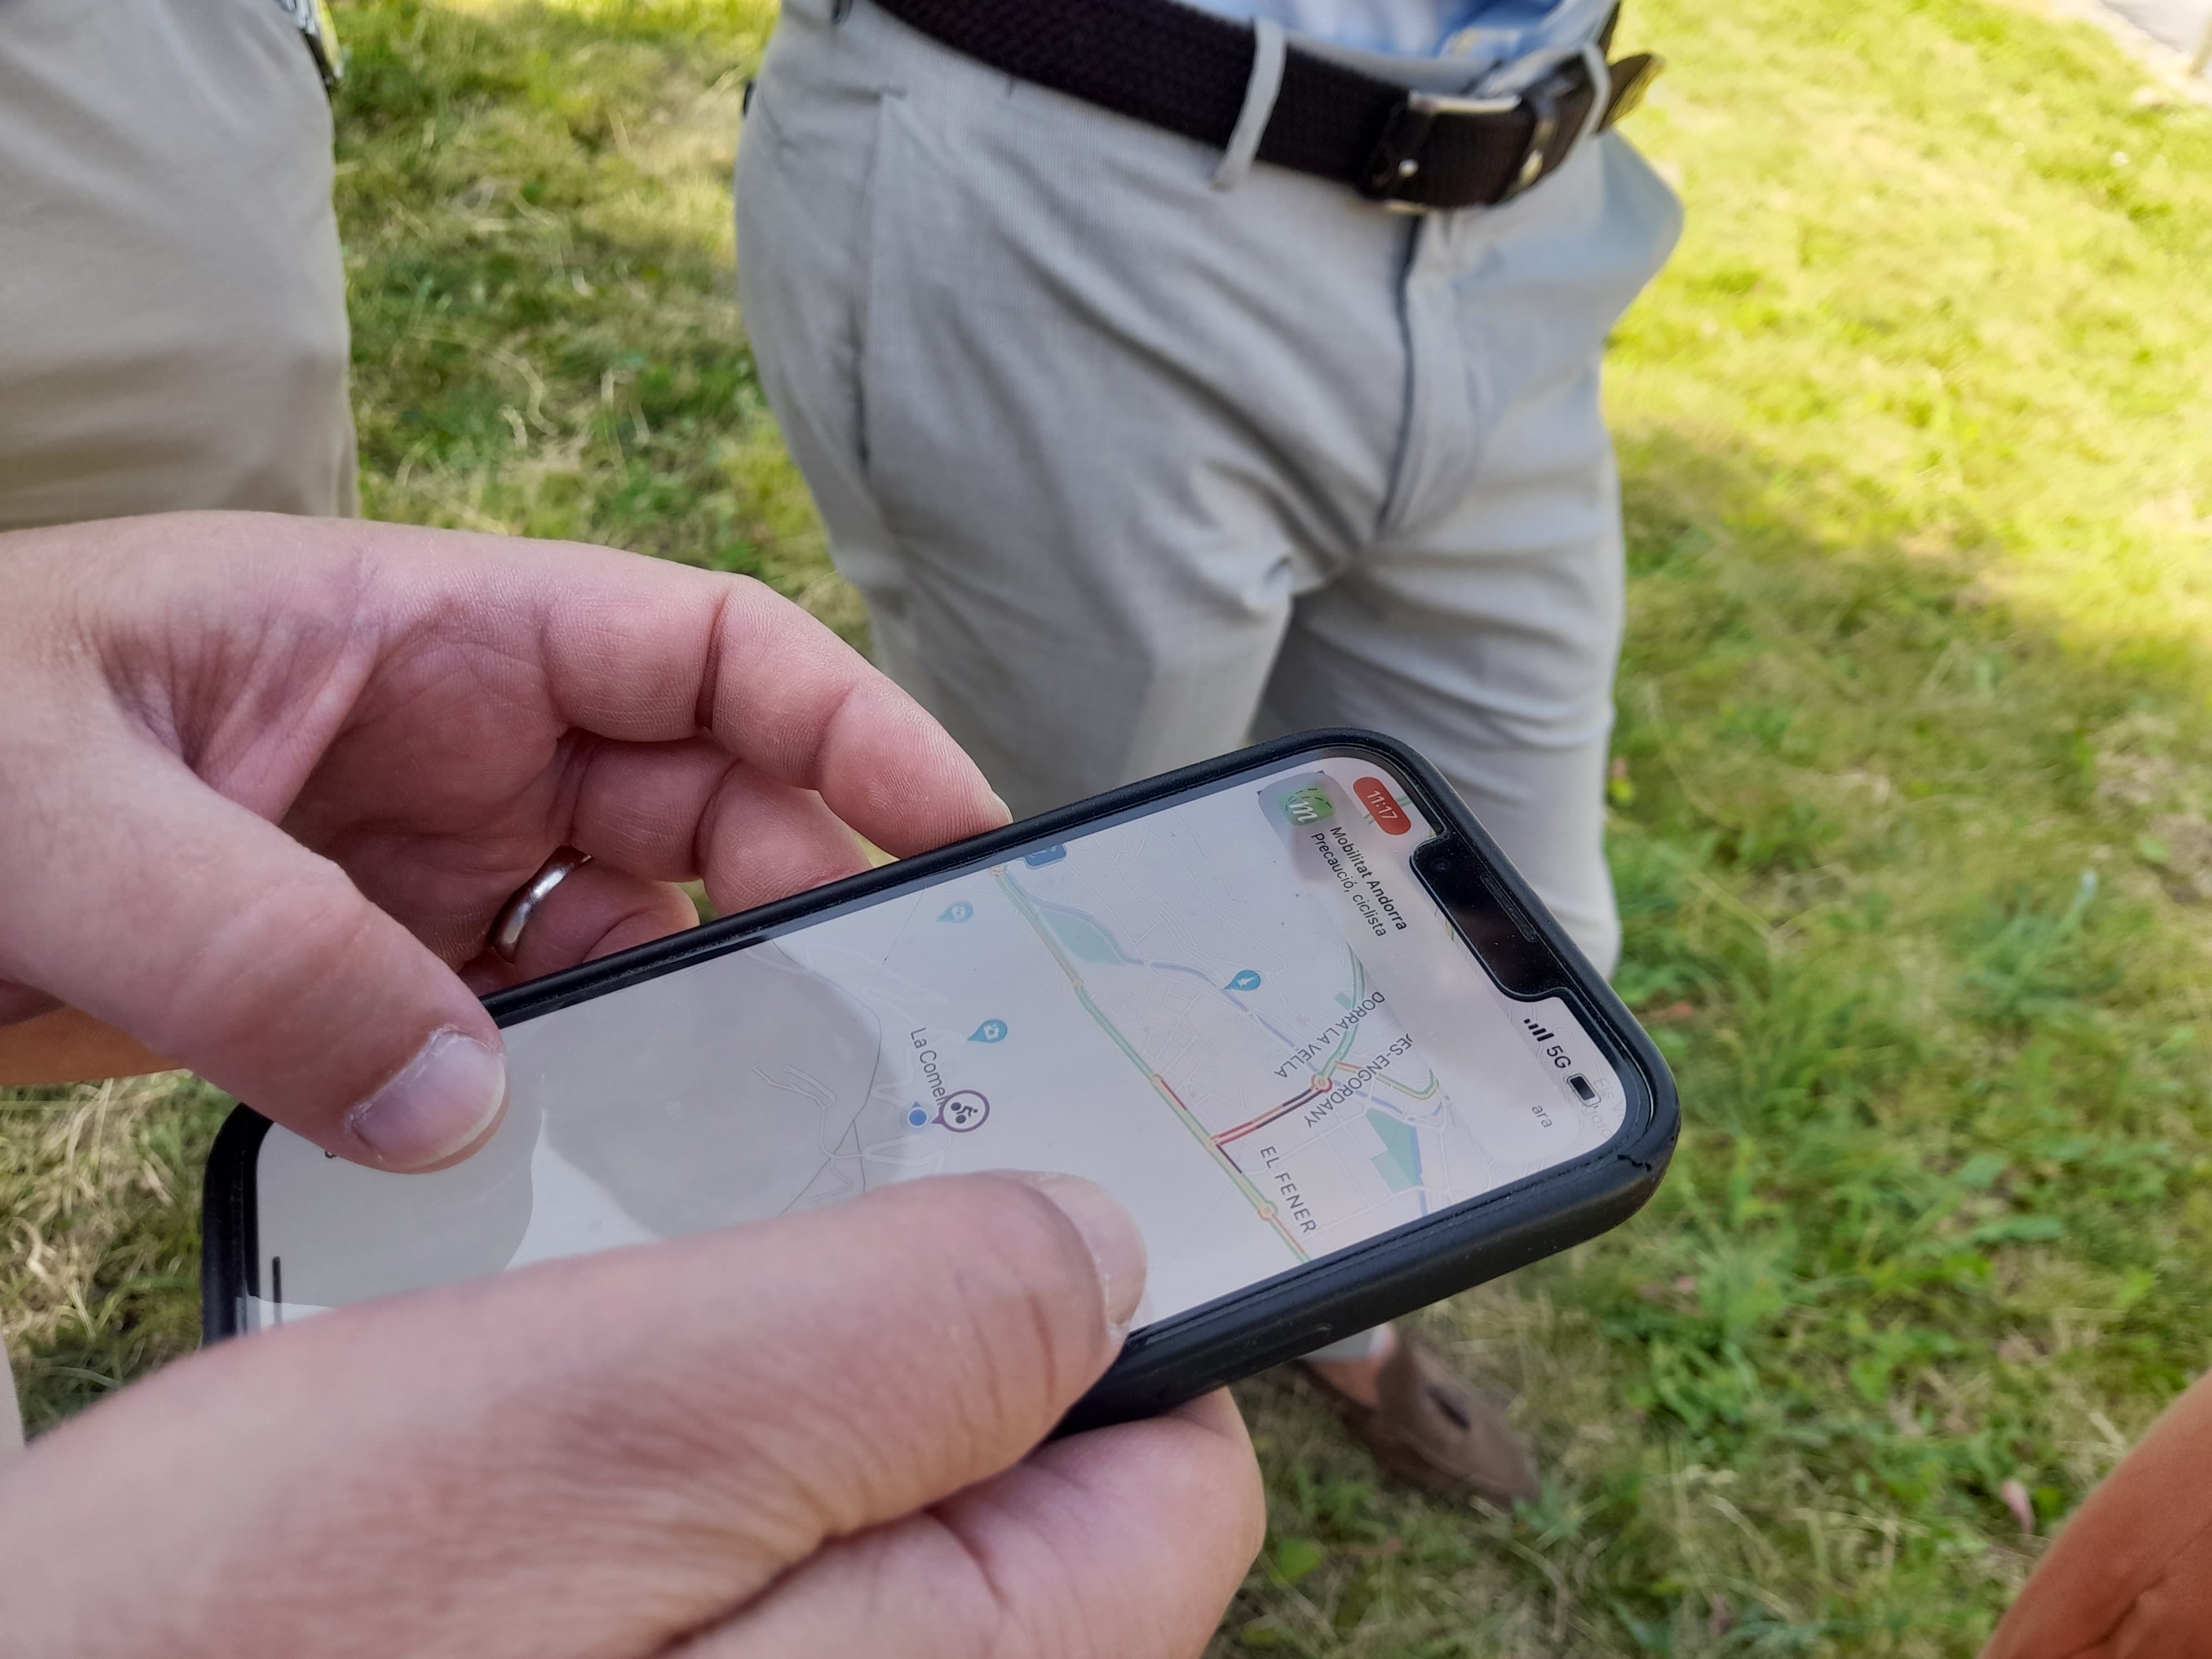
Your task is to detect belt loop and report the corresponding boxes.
[1212,18,1287,191]
[1573,40,1611,149]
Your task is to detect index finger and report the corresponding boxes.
[439,541,1008,857]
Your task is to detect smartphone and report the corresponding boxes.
[202,731,1677,1433]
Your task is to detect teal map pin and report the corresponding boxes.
[1226,969,1263,993]
[939,901,974,923]
[969,1019,1009,1043]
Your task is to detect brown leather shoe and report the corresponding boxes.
[1304,1335,1540,1504]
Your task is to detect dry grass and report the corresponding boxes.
[0,1079,228,1428]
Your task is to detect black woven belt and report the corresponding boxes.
[865,0,1661,211]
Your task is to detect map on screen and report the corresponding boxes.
[253,753,1629,1330]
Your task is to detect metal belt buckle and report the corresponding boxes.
[1493,61,1580,206]
[1359,88,1519,215]
[1359,59,1590,215]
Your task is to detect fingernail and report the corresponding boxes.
[1016,1172,1147,1338]
[986,791,1014,827]
[347,1029,508,1169]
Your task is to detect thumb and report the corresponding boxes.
[0,1175,1157,1659]
[1,743,503,1169]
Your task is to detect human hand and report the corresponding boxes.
[0,511,1006,1166]
[0,1173,1265,1658]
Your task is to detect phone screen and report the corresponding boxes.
[251,750,1629,1333]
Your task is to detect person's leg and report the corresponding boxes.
[735,6,1670,1499]
[738,11,1495,1486]
[0,0,357,529]
[736,0,1410,812]
[1259,133,1684,977]
[1259,131,1678,1490]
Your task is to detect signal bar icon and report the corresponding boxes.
[1524,1019,1558,1044]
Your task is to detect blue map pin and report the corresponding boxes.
[1226,969,1263,993]
[969,1019,1009,1043]
[939,901,974,923]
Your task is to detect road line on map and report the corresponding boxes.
[1212,1082,1330,1148]
[993,869,1304,1260]
[1154,1074,1305,1254]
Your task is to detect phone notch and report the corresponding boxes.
[1410,832,1567,997]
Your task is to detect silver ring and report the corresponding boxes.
[491,847,593,962]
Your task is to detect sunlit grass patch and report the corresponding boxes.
[336,0,837,619]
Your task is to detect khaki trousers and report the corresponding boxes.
[0,0,357,1452]
[737,0,1682,978]
[0,0,357,530]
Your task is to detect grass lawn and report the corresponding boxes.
[6,0,2212,1651]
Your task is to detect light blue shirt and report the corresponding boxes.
[1182,0,1605,68]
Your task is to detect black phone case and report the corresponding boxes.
[202,729,1678,1436]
